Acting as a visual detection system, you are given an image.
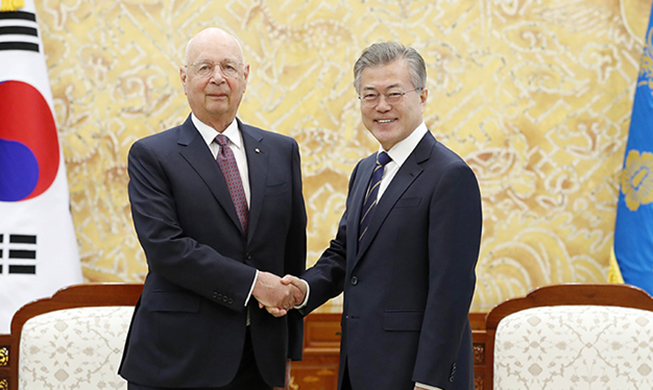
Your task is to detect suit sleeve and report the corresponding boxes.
[128,140,257,310]
[285,139,308,360]
[413,161,482,386]
[299,162,363,314]
[300,209,348,314]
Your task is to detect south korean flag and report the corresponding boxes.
[0,0,82,333]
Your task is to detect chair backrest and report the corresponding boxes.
[484,283,653,390]
[0,283,142,390]
[19,306,135,389]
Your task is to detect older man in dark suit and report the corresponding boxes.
[280,42,482,390]
[119,27,306,390]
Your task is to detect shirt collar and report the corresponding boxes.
[191,113,242,150]
[379,122,428,167]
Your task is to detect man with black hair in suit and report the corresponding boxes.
[279,42,482,390]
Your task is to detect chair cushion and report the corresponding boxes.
[19,306,134,390]
[494,305,653,389]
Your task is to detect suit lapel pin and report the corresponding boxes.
[255,148,261,154]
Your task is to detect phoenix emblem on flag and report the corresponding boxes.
[621,150,653,211]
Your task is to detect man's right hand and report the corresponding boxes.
[252,271,301,317]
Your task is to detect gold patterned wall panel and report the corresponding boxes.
[35,0,651,312]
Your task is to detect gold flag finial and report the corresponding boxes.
[0,0,25,12]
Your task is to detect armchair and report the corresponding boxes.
[485,283,653,390]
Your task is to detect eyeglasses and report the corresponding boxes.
[358,88,421,107]
[187,59,243,78]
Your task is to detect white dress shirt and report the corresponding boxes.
[374,121,428,200]
[192,114,251,207]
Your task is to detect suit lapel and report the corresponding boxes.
[346,155,376,266]
[354,132,436,263]
[177,116,244,234]
[239,120,268,242]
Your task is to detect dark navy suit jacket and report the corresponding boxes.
[119,115,307,388]
[301,131,482,390]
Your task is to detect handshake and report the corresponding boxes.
[252,272,308,317]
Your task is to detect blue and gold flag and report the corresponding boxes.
[613,3,653,295]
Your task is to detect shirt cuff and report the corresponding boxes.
[416,383,442,390]
[293,278,310,309]
[244,270,258,306]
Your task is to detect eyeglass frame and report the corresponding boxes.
[358,88,422,107]
[186,59,244,78]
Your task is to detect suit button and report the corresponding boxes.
[228,298,234,305]
[212,292,218,299]
[245,252,252,260]
[223,296,229,303]
[449,363,456,382]
[351,276,359,285]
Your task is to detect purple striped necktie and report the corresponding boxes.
[215,134,248,234]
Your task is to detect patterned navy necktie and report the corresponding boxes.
[215,134,249,234]
[359,151,392,242]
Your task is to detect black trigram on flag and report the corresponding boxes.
[0,11,39,53]
[0,234,37,274]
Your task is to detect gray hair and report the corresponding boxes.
[353,42,427,94]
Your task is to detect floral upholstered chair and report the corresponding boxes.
[485,284,653,390]
[0,284,142,390]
